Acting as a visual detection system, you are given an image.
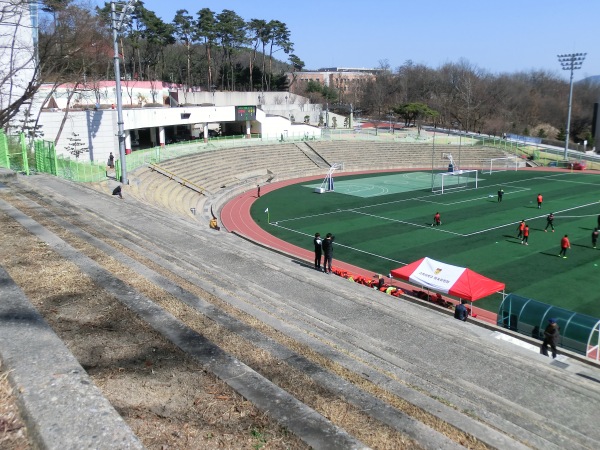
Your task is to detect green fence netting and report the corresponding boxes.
[498,293,600,359]
[35,139,57,175]
[32,138,108,182]
[0,130,8,168]
[0,131,32,173]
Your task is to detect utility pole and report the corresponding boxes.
[111,0,137,184]
[557,53,586,161]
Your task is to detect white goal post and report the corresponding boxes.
[432,169,479,194]
[316,163,344,193]
[481,156,519,174]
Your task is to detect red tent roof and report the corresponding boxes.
[390,257,505,301]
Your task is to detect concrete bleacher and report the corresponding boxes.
[126,139,511,222]
[127,166,204,219]
[125,143,329,219]
[157,143,323,194]
[307,141,509,171]
[6,173,600,450]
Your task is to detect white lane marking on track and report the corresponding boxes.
[269,222,407,265]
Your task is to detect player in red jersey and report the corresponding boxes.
[558,234,570,258]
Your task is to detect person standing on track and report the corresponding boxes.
[544,213,555,232]
[313,233,323,271]
[558,234,570,258]
[322,233,335,274]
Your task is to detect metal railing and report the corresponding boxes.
[148,163,207,195]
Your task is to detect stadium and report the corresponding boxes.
[5,125,600,448]
[2,1,600,447]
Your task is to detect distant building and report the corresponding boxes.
[36,87,321,163]
[287,67,382,101]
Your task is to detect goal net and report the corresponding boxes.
[481,156,519,174]
[432,169,479,194]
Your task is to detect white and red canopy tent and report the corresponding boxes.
[390,257,505,302]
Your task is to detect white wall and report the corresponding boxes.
[39,85,314,110]
[38,105,240,162]
[122,105,237,129]
[38,84,339,126]
[37,109,118,163]
[38,81,177,109]
[35,82,348,128]
[37,104,321,164]
[259,115,320,141]
[182,90,306,108]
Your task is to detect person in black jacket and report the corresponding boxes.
[112,185,123,199]
[322,233,334,273]
[313,233,322,271]
[544,213,555,232]
[540,318,560,359]
[454,299,468,321]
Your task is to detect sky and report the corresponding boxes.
[115,0,599,81]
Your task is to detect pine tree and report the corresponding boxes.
[18,110,44,140]
[65,133,88,159]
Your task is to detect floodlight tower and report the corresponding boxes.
[557,53,586,161]
[112,0,137,185]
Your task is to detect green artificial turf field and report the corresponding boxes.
[251,170,600,317]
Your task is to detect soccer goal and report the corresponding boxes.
[481,156,519,174]
[432,169,479,194]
